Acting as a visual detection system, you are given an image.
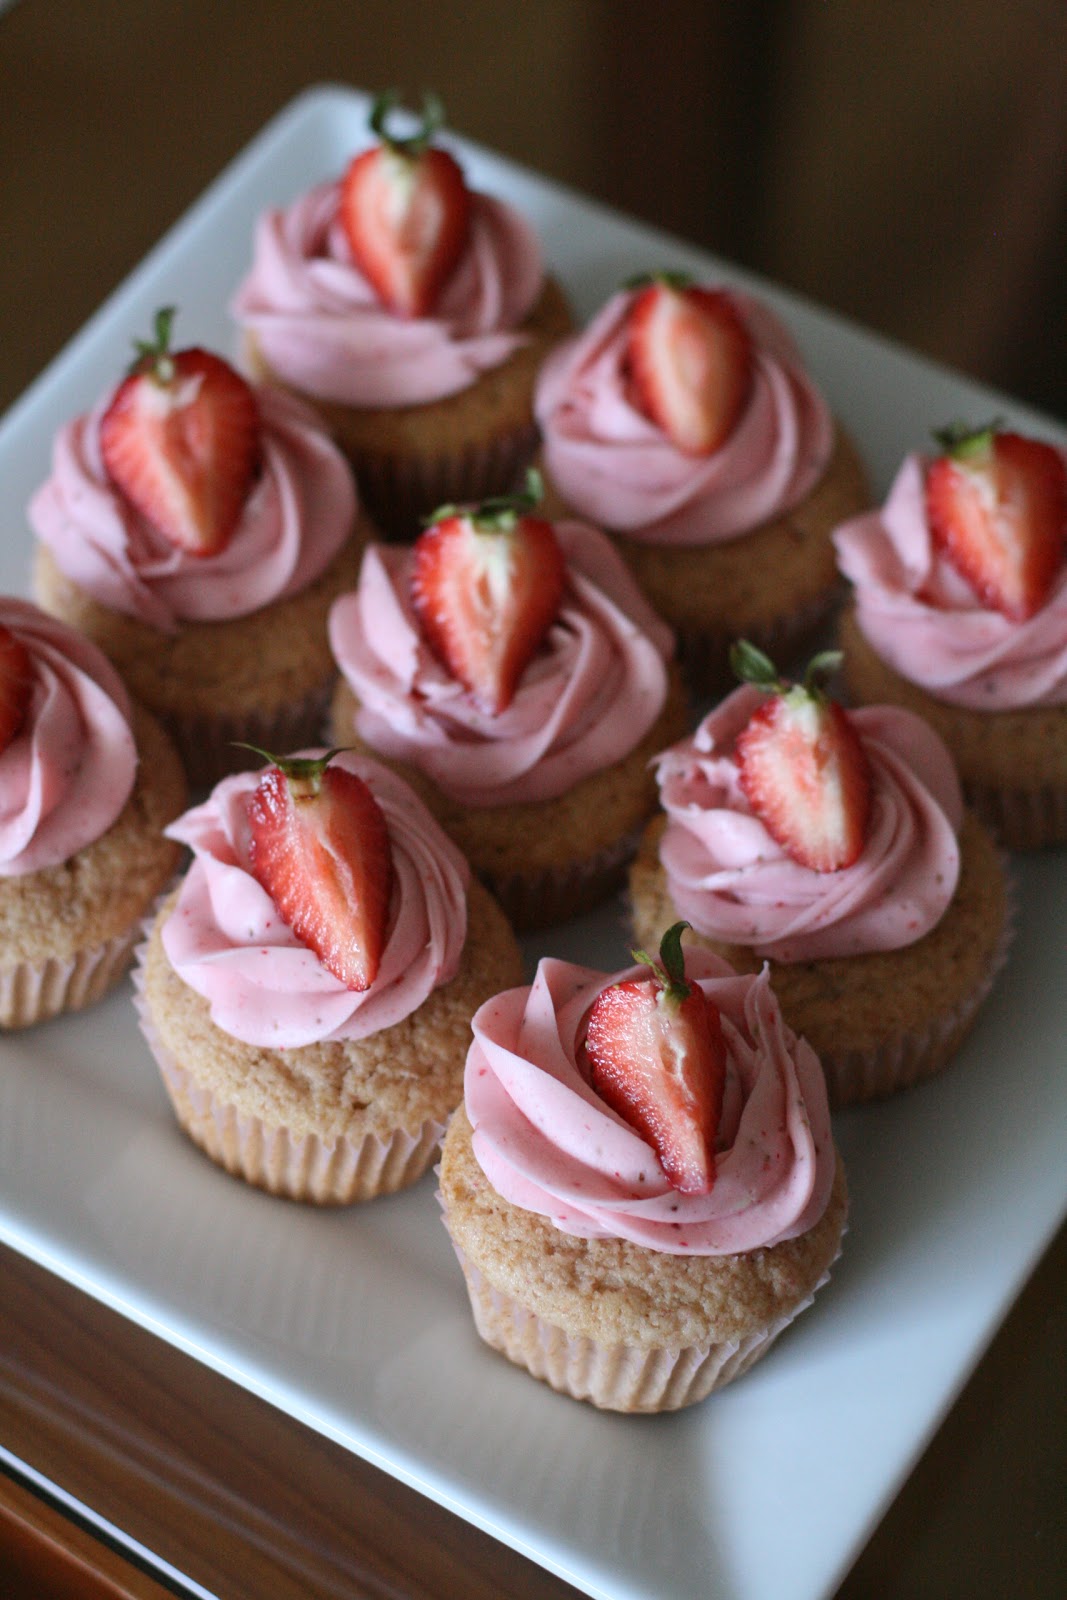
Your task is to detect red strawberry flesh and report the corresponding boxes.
[100,310,259,557]
[0,625,33,756]
[925,427,1067,621]
[628,282,753,456]
[246,757,393,992]
[411,497,565,715]
[582,926,725,1195]
[340,93,471,318]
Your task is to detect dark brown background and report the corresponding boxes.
[1,2,1065,1597]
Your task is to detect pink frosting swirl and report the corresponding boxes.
[535,287,834,545]
[655,688,963,963]
[0,599,136,876]
[28,386,356,632]
[161,753,470,1048]
[230,180,544,406]
[328,521,674,807]
[465,951,835,1256]
[834,452,1067,709]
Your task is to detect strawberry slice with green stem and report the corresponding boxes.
[410,469,566,715]
[731,640,872,874]
[244,749,393,993]
[925,421,1067,622]
[100,307,260,557]
[340,90,472,318]
[582,922,726,1196]
[0,625,33,756]
[626,273,753,456]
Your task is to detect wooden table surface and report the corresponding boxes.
[2,4,1065,1597]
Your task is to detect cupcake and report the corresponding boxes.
[29,307,368,788]
[439,925,847,1412]
[0,598,185,1028]
[136,748,522,1202]
[629,646,1010,1107]
[232,92,573,538]
[834,423,1067,848]
[328,477,688,928]
[535,275,870,689]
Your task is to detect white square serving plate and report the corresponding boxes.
[0,84,1064,1600]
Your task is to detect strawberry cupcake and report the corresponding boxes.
[29,308,368,788]
[629,645,1010,1108]
[535,275,869,689]
[834,423,1067,848]
[439,925,848,1412]
[136,748,522,1202]
[232,92,572,538]
[0,598,185,1028]
[328,476,687,928]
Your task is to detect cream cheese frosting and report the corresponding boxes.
[28,385,356,633]
[231,180,544,407]
[464,950,835,1256]
[161,753,469,1048]
[535,287,834,546]
[0,599,137,876]
[834,452,1067,709]
[654,687,963,963]
[329,520,674,807]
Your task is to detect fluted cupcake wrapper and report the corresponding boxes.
[345,422,541,543]
[159,678,336,792]
[820,859,1017,1109]
[483,823,645,933]
[964,778,1067,853]
[445,1241,822,1413]
[675,581,842,700]
[0,927,138,1030]
[132,937,445,1204]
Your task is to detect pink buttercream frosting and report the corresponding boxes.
[231,179,544,407]
[161,752,470,1049]
[535,287,834,546]
[654,687,963,963]
[834,452,1067,709]
[29,386,356,633]
[465,951,835,1256]
[328,521,675,807]
[0,598,136,876]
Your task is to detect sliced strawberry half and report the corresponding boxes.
[99,306,260,557]
[410,470,566,714]
[0,625,33,756]
[627,276,753,456]
[582,922,725,1196]
[731,640,872,873]
[925,422,1067,621]
[340,90,472,318]
[245,750,393,992]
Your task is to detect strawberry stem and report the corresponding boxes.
[631,920,692,1011]
[129,305,178,383]
[234,744,348,797]
[426,468,544,534]
[931,420,1002,463]
[368,89,445,159]
[730,639,842,703]
[622,269,695,293]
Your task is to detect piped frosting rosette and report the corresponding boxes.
[160,752,469,1049]
[535,288,834,546]
[655,687,963,964]
[231,181,545,407]
[0,598,136,877]
[465,950,836,1258]
[834,452,1067,709]
[29,386,356,632]
[329,520,674,808]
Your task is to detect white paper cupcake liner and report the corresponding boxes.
[0,926,139,1030]
[820,858,1017,1109]
[447,1243,822,1413]
[132,937,445,1203]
